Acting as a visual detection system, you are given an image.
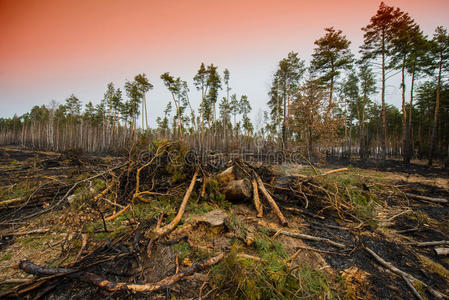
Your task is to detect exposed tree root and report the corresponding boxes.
[152,169,199,238]
[18,253,224,293]
[105,204,130,221]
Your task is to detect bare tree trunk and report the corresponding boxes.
[405,70,415,164]
[381,30,387,161]
[400,60,407,164]
[429,58,442,166]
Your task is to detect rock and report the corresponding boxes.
[200,209,228,227]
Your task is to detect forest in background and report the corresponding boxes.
[0,2,448,166]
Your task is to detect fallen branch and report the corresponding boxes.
[0,228,50,238]
[404,193,448,204]
[364,246,448,299]
[259,222,346,249]
[254,173,288,226]
[153,169,199,237]
[291,167,349,179]
[18,253,224,293]
[0,197,24,207]
[409,240,449,247]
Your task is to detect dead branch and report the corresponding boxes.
[254,173,288,226]
[153,169,199,238]
[257,220,346,249]
[409,240,449,247]
[364,247,448,299]
[18,253,224,293]
[0,197,24,207]
[0,228,49,238]
[401,274,424,300]
[74,234,88,262]
[291,167,349,179]
[404,193,448,204]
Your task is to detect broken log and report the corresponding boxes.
[404,193,448,204]
[222,179,251,201]
[254,173,288,226]
[18,253,224,293]
[252,179,263,217]
[216,166,235,185]
[434,248,449,256]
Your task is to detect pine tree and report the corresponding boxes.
[311,27,353,116]
[361,2,405,160]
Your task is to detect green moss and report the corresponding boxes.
[173,241,191,261]
[187,201,214,215]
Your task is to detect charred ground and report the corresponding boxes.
[0,144,448,299]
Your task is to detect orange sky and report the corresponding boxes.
[1,0,448,124]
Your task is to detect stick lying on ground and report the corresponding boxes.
[257,220,346,249]
[292,168,349,179]
[364,246,448,299]
[18,253,224,293]
[404,193,448,204]
[408,240,449,247]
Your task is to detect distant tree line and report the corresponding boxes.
[0,2,448,166]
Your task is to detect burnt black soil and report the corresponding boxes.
[327,156,449,179]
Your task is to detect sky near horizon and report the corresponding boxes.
[1,0,448,128]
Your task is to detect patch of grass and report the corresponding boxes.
[16,235,54,249]
[0,180,32,201]
[419,255,449,281]
[226,213,247,239]
[0,252,12,261]
[9,159,19,166]
[211,236,341,299]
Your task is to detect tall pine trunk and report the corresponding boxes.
[400,59,407,164]
[381,30,387,160]
[428,57,442,166]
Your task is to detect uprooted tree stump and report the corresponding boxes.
[215,163,288,226]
